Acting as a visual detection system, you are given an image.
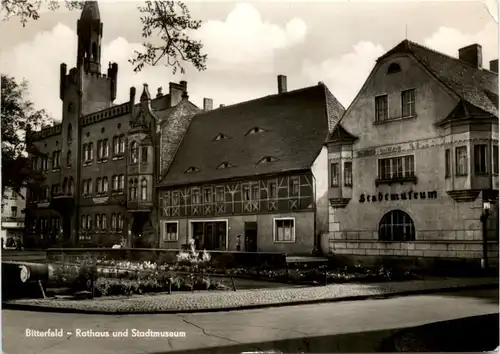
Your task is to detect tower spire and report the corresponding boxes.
[76,0,103,73]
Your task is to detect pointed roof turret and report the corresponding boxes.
[80,1,100,21]
[140,84,151,101]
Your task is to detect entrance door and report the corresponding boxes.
[244,222,258,252]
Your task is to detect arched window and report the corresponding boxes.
[141,178,147,200]
[92,42,98,60]
[130,142,138,164]
[111,213,117,230]
[67,150,72,167]
[63,178,68,194]
[67,124,73,143]
[387,62,401,74]
[378,210,415,241]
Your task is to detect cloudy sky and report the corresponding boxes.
[0,0,498,122]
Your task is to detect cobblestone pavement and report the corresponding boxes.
[3,277,498,314]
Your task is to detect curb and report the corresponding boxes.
[2,282,497,315]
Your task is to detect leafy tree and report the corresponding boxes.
[1,0,207,74]
[1,74,52,199]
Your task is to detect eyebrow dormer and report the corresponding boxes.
[246,127,266,136]
[185,166,200,173]
[213,133,230,141]
[257,156,278,165]
[216,162,235,169]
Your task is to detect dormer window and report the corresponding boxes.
[387,63,401,74]
[246,127,266,136]
[185,166,200,173]
[258,156,278,164]
[214,133,230,141]
[217,162,234,169]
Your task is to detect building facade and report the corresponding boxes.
[1,188,26,246]
[157,79,344,254]
[25,1,200,248]
[324,40,499,268]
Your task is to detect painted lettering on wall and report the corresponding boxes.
[359,191,438,203]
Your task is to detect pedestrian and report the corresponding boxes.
[236,235,241,251]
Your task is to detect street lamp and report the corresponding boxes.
[480,201,491,271]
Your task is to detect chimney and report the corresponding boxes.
[490,59,498,73]
[203,98,213,111]
[458,44,482,68]
[129,86,136,112]
[169,82,184,106]
[277,75,287,94]
[180,80,187,92]
[156,87,163,98]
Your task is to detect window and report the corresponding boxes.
[111,213,117,230]
[291,177,299,196]
[117,213,123,231]
[246,127,266,135]
[52,151,61,169]
[474,144,488,174]
[130,142,138,163]
[455,146,468,176]
[129,179,138,201]
[217,162,234,169]
[378,155,415,180]
[215,187,225,203]
[387,62,401,74]
[96,214,101,230]
[258,156,278,164]
[103,177,108,193]
[163,222,178,241]
[192,189,200,205]
[67,124,72,143]
[97,140,102,159]
[251,184,260,201]
[344,162,353,186]
[185,166,200,173]
[268,181,277,199]
[378,210,415,242]
[274,218,295,243]
[103,139,109,158]
[10,190,16,199]
[330,163,339,187]
[445,149,451,178]
[67,150,72,167]
[141,179,147,200]
[242,185,250,201]
[203,188,212,204]
[375,95,389,122]
[69,178,74,195]
[401,89,416,117]
[112,175,118,191]
[11,206,17,217]
[141,146,148,163]
[113,135,125,156]
[172,191,179,206]
[89,143,93,161]
[493,145,499,175]
[118,175,124,191]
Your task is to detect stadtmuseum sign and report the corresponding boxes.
[359,190,438,203]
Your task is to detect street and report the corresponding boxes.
[2,288,498,353]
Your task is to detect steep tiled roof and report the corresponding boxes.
[159,84,344,187]
[326,123,358,143]
[378,40,498,117]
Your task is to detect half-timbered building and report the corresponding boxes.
[157,77,344,254]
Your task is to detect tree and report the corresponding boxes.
[1,74,51,198]
[1,0,207,74]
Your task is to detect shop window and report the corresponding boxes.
[274,218,295,243]
[378,210,415,242]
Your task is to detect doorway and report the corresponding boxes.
[244,222,258,252]
[190,220,227,250]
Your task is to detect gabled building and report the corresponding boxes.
[24,1,200,248]
[325,40,499,269]
[1,188,26,246]
[157,76,344,254]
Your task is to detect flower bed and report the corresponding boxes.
[45,246,421,298]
